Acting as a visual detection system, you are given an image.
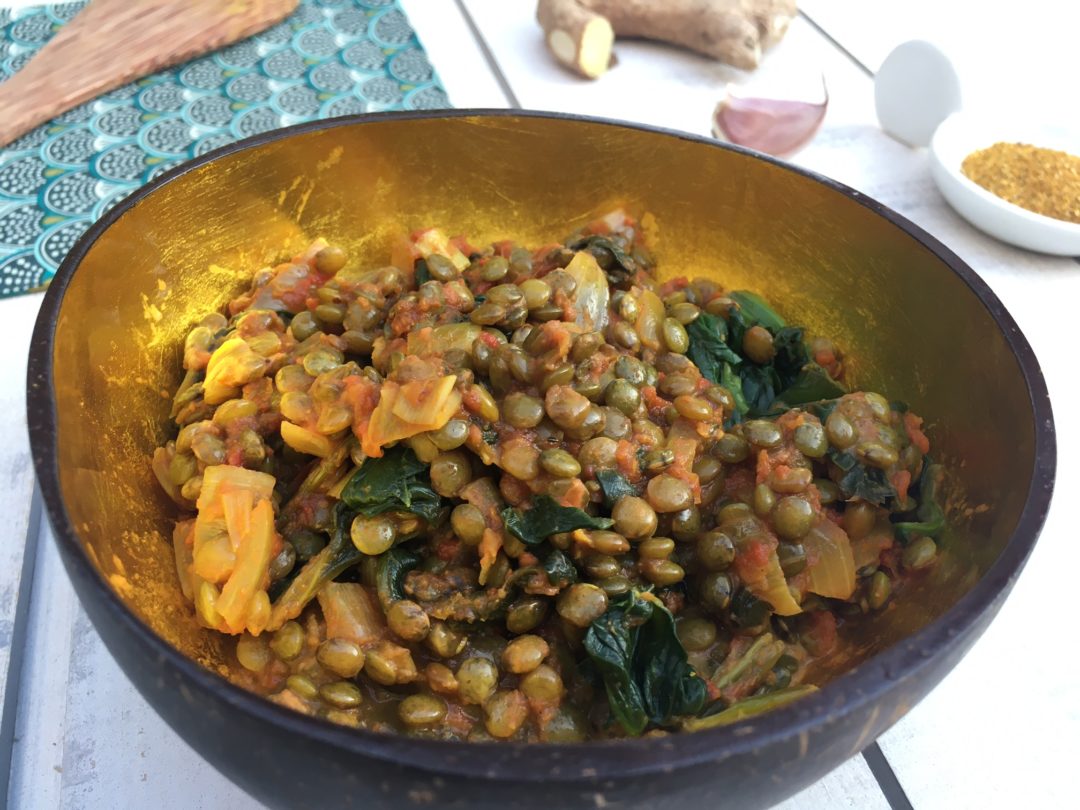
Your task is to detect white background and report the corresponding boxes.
[1,0,1078,807]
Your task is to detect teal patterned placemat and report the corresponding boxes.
[0,0,449,298]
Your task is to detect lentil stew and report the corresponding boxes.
[154,212,945,741]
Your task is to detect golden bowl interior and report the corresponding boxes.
[47,114,1034,681]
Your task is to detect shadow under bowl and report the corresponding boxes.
[27,110,1055,810]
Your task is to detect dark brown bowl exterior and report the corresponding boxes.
[27,111,1054,810]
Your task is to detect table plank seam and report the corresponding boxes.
[0,485,41,806]
[452,0,522,109]
[862,742,915,810]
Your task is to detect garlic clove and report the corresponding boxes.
[712,77,828,158]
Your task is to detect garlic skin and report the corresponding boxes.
[712,78,828,158]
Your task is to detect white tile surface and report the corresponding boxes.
[458,0,871,137]
[775,756,890,810]
[0,293,45,741]
[4,0,1078,808]
[792,5,1080,807]
[820,120,1080,809]
[9,523,256,810]
[401,0,511,109]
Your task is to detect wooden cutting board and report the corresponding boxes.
[0,0,299,148]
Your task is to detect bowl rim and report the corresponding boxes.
[26,108,1056,783]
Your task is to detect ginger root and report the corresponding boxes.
[536,0,797,78]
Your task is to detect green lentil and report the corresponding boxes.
[387,599,431,642]
[269,621,304,661]
[320,681,363,709]
[697,530,736,570]
[773,496,815,540]
[539,448,582,478]
[286,674,319,701]
[556,583,608,628]
[457,657,499,705]
[502,635,550,674]
[236,634,271,672]
[677,617,718,651]
[744,419,783,448]
[902,536,938,570]
[400,694,447,727]
[451,503,487,545]
[794,422,829,458]
[662,317,689,353]
[869,571,892,609]
[317,638,365,678]
[506,597,548,634]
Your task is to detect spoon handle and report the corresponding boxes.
[0,0,298,148]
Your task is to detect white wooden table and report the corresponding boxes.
[2,1,1079,807]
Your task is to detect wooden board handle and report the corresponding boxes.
[0,0,298,148]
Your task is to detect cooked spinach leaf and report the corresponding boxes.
[686,312,742,385]
[739,365,781,417]
[774,365,848,408]
[595,469,639,509]
[808,398,840,422]
[730,290,786,332]
[765,326,846,407]
[584,591,706,735]
[542,548,578,589]
[683,685,817,731]
[829,448,897,505]
[688,300,842,419]
[722,362,749,419]
[501,495,614,546]
[894,462,946,542]
[340,446,442,523]
[739,364,846,418]
[729,588,772,628]
[710,632,785,692]
[414,258,431,286]
[375,546,421,610]
[772,326,808,378]
[268,503,362,622]
[725,303,753,351]
[568,234,637,276]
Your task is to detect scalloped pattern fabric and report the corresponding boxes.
[0,0,449,297]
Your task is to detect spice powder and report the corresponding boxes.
[961,142,1080,224]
